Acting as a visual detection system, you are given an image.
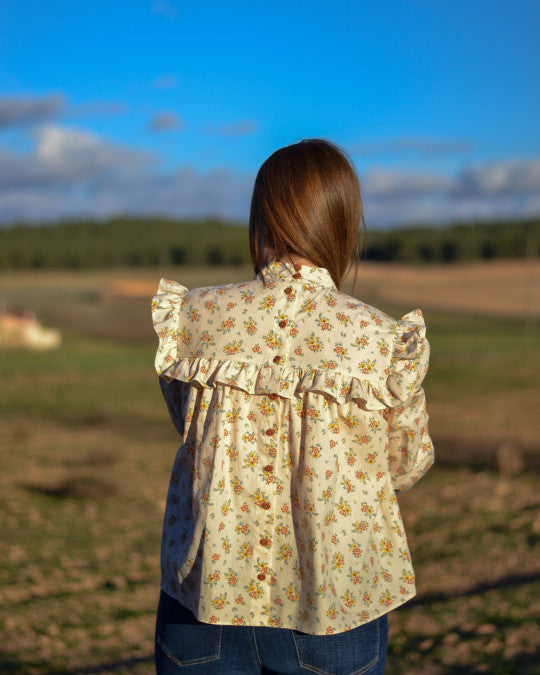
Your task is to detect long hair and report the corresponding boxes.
[249,139,364,288]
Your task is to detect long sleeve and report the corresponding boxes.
[384,385,434,493]
[384,309,434,493]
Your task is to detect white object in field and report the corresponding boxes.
[0,310,61,350]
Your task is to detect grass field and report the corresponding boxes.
[1,262,539,674]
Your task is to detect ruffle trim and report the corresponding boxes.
[152,278,428,409]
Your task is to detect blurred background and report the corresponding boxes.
[0,1,539,673]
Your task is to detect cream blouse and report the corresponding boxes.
[152,261,434,635]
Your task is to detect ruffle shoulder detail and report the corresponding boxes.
[152,278,189,376]
[152,278,429,410]
[386,309,429,403]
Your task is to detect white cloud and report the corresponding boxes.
[148,112,184,132]
[204,120,259,137]
[153,74,179,90]
[0,124,538,226]
[0,94,66,129]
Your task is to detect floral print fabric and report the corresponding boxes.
[152,261,434,635]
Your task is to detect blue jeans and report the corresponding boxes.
[155,590,388,674]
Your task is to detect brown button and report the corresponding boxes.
[265,428,275,436]
[268,394,277,401]
[294,264,302,271]
[284,287,293,295]
[257,573,266,581]
[278,319,288,328]
[292,273,301,279]
[261,501,271,510]
[264,464,274,472]
[273,355,281,364]
[260,538,271,546]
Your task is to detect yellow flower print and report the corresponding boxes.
[237,543,254,560]
[226,447,239,461]
[328,421,340,434]
[336,312,351,326]
[337,498,351,516]
[344,450,356,465]
[241,291,254,303]
[218,318,235,332]
[359,359,376,375]
[349,542,362,557]
[221,499,231,516]
[321,359,336,369]
[257,401,274,416]
[244,319,257,334]
[334,344,347,358]
[231,617,244,625]
[379,593,393,607]
[188,309,199,322]
[401,570,415,584]
[243,451,259,469]
[179,327,191,345]
[226,570,238,586]
[284,583,300,602]
[300,299,317,314]
[263,330,282,349]
[349,570,361,585]
[206,572,220,585]
[225,408,241,423]
[212,593,228,609]
[377,339,390,356]
[304,333,323,352]
[309,445,321,458]
[204,300,218,312]
[326,606,338,619]
[341,477,354,493]
[224,340,242,355]
[320,488,332,502]
[316,315,331,331]
[303,499,316,514]
[235,522,250,535]
[277,544,293,561]
[380,539,393,556]
[332,553,345,569]
[344,415,359,431]
[259,295,276,311]
[246,582,264,599]
[355,336,369,349]
[342,591,356,608]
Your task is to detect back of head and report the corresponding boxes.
[249,139,364,288]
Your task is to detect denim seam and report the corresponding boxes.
[350,620,379,675]
[249,627,263,669]
[291,620,380,675]
[157,626,222,666]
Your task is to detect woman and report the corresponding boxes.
[152,139,434,674]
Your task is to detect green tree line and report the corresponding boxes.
[0,217,538,270]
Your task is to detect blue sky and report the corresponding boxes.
[0,0,539,226]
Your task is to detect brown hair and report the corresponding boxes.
[249,139,364,288]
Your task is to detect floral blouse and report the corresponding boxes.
[151,261,434,635]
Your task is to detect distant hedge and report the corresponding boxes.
[0,216,538,270]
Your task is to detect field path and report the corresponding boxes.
[349,259,539,318]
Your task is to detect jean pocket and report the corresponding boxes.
[157,622,222,667]
[291,619,380,675]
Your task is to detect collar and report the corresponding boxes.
[258,261,336,290]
